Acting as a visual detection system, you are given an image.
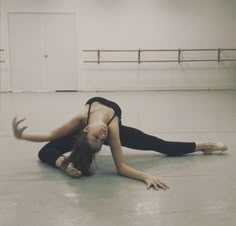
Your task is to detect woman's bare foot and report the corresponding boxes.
[196,141,228,155]
[55,156,81,178]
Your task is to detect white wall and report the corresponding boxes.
[1,0,236,91]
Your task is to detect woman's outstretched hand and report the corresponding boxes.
[145,176,169,190]
[12,116,28,139]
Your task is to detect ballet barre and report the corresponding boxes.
[83,48,236,64]
[0,49,5,62]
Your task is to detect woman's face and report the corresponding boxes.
[83,123,108,152]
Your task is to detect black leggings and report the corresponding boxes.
[38,125,196,166]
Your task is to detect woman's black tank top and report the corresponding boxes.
[85,97,122,125]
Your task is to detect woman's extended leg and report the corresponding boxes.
[195,141,228,154]
[119,125,227,156]
[119,125,195,156]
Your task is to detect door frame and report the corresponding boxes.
[8,11,79,92]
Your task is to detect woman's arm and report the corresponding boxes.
[12,114,83,142]
[107,118,169,190]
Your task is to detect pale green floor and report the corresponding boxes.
[0,90,235,226]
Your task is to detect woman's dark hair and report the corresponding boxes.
[62,123,96,176]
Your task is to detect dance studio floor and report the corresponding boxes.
[0,90,235,226]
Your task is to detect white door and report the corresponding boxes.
[9,13,77,92]
[9,13,44,91]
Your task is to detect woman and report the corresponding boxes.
[12,97,228,190]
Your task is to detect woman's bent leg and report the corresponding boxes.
[119,125,196,156]
[38,135,75,166]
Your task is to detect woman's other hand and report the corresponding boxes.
[12,116,28,139]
